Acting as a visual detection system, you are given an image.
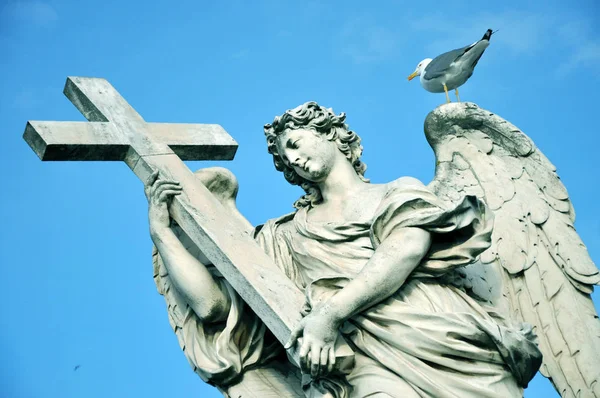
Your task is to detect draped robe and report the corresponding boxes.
[168,177,542,397]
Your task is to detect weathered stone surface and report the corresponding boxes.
[426,102,600,398]
[22,77,353,379]
[24,120,237,161]
[24,80,600,397]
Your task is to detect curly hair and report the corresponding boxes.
[264,101,369,209]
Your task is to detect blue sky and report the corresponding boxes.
[1,0,599,397]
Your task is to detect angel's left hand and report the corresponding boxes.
[284,305,342,378]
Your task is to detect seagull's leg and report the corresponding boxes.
[455,88,461,102]
[443,84,451,103]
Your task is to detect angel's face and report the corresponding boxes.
[276,128,338,182]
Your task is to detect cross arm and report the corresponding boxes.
[24,121,237,161]
[23,77,238,163]
[147,123,236,160]
[22,76,354,374]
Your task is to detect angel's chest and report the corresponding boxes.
[308,192,384,224]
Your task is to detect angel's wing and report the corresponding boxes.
[152,167,304,398]
[425,103,600,398]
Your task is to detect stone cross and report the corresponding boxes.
[23,77,352,369]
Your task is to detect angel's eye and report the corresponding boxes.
[286,138,299,149]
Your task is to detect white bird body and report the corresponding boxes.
[409,29,493,101]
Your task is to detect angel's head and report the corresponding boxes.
[264,101,368,208]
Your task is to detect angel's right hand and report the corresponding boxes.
[144,170,182,233]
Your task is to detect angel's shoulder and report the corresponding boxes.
[387,176,426,190]
[253,211,296,238]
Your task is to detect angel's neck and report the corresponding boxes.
[317,161,366,204]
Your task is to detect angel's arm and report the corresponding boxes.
[146,170,230,324]
[151,226,231,323]
[326,226,432,323]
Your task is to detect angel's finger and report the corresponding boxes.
[298,339,311,372]
[152,185,180,205]
[150,179,180,198]
[284,324,304,349]
[327,345,336,374]
[144,171,159,198]
[300,347,309,373]
[146,170,159,187]
[298,338,310,359]
[155,183,183,196]
[153,179,181,190]
[318,347,330,377]
[158,189,182,203]
[310,346,321,377]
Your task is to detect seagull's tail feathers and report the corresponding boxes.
[465,29,494,70]
[482,29,493,41]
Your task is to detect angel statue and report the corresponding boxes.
[148,101,600,397]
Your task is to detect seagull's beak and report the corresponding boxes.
[407,71,418,81]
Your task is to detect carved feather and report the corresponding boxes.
[425,103,600,397]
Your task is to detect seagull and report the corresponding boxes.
[408,29,495,103]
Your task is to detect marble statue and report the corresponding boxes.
[148,101,600,398]
[24,78,600,398]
